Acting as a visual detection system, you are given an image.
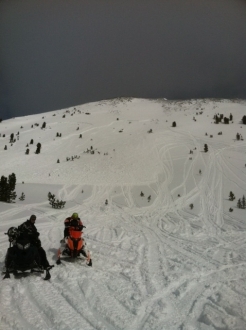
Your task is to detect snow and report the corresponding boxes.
[0,97,246,330]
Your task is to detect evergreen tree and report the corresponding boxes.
[0,173,17,203]
[8,173,16,191]
[48,192,66,208]
[242,195,246,209]
[19,192,25,201]
[56,200,66,208]
[0,176,8,202]
[7,173,17,203]
[172,121,176,127]
[214,115,220,124]
[204,144,208,152]
[237,198,242,209]
[242,115,246,125]
[229,191,235,201]
[35,142,41,154]
[30,139,34,144]
[41,122,46,129]
[10,133,14,143]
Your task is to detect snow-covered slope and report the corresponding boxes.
[0,98,246,330]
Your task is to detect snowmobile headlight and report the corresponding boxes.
[23,243,30,250]
[17,242,30,250]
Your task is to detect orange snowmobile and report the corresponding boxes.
[56,226,92,266]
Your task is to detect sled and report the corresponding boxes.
[2,265,54,281]
[3,228,54,280]
[56,227,92,266]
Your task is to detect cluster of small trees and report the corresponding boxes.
[1,123,44,154]
[2,132,20,149]
[236,133,243,141]
[229,192,246,210]
[48,192,66,209]
[84,146,97,154]
[66,155,80,161]
[237,196,246,209]
[30,123,39,128]
[214,113,233,124]
[0,173,17,203]
[25,139,42,154]
[140,191,151,202]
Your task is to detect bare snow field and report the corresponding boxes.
[0,98,246,330]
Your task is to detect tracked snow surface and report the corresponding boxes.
[0,98,246,330]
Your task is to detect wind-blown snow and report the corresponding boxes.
[0,98,246,330]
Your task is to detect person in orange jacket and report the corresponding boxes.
[58,212,92,266]
[61,212,84,242]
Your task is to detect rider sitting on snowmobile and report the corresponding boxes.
[61,212,84,243]
[57,213,92,266]
[18,215,52,270]
[4,227,41,270]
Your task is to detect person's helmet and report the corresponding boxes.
[30,214,36,221]
[71,213,78,219]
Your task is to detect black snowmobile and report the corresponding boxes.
[3,227,53,280]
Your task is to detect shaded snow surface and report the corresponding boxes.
[0,98,246,330]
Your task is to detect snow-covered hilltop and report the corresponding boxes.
[0,98,246,330]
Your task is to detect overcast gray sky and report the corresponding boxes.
[0,0,246,119]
